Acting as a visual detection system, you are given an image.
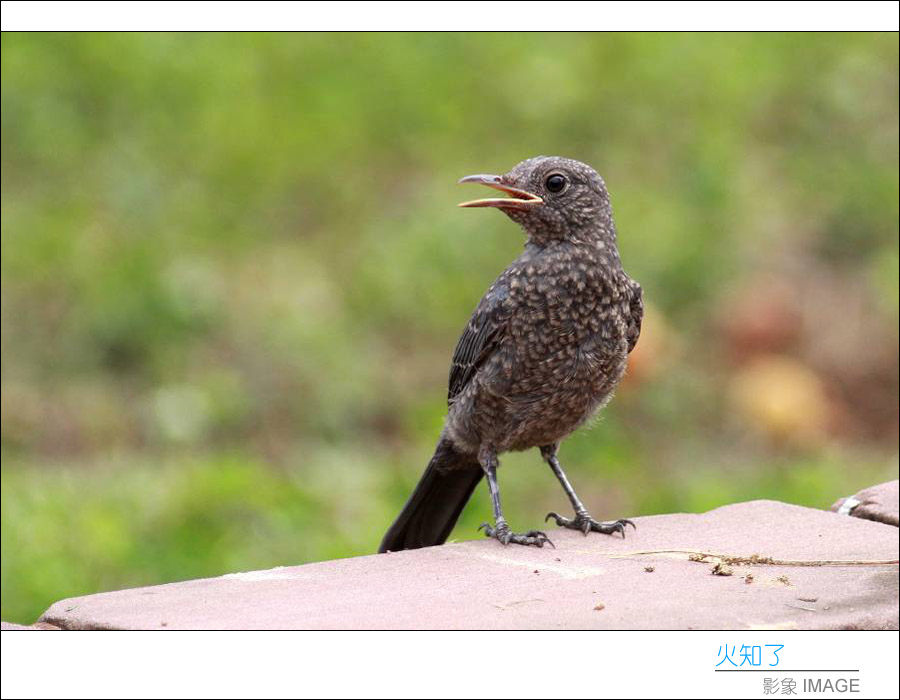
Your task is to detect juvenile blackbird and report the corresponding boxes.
[379,156,643,552]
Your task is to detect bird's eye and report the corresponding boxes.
[545,173,567,193]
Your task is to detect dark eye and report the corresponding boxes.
[545,173,567,193]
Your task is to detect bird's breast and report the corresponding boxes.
[508,259,627,339]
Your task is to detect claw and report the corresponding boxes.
[548,512,636,539]
[600,518,632,539]
[479,523,554,548]
[526,530,556,549]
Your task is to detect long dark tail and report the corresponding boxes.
[378,438,483,553]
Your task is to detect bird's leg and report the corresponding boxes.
[541,444,635,538]
[478,446,553,548]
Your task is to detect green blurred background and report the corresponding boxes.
[2,32,898,623]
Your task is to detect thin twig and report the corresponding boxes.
[610,549,899,567]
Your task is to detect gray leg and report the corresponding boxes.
[477,446,553,548]
[540,444,635,538]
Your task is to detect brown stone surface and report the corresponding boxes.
[1,621,59,630]
[2,621,38,630]
[39,500,898,630]
[832,479,899,527]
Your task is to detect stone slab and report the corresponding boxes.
[832,479,899,527]
[39,500,899,630]
[0,621,59,630]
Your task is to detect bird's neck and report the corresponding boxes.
[518,204,618,248]
[523,229,623,271]
[525,220,619,254]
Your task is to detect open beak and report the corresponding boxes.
[457,174,543,209]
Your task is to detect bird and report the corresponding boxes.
[378,156,643,552]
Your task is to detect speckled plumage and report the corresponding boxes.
[380,156,642,553]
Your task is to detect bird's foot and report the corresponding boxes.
[545,511,635,538]
[479,521,554,548]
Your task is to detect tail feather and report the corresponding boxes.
[378,439,482,553]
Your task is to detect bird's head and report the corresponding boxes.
[458,156,615,245]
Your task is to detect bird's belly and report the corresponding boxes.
[499,334,629,450]
[446,301,631,454]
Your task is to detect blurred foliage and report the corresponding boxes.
[2,32,898,624]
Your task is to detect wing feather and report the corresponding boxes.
[626,278,643,354]
[447,280,510,405]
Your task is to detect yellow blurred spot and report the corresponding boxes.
[625,303,676,385]
[729,355,830,445]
